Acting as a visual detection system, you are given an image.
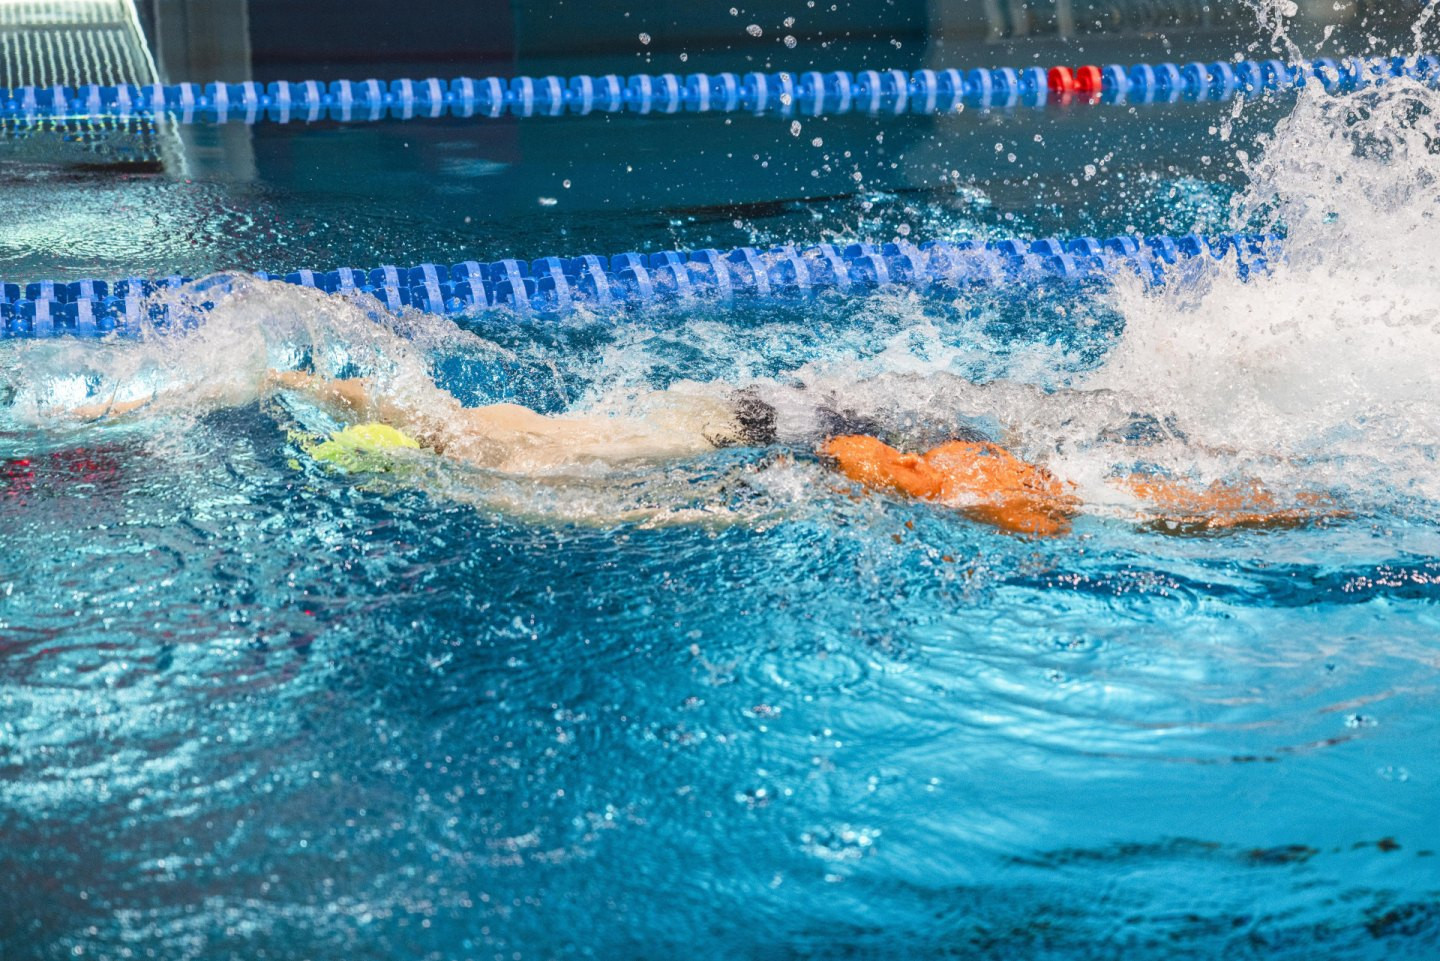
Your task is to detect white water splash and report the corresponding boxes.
[1087,76,1440,502]
[1,278,507,426]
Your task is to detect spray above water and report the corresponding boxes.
[1087,74,1440,505]
[0,277,500,420]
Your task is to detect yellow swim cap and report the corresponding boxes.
[307,423,421,472]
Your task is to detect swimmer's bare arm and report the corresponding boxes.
[55,369,385,422]
[264,370,391,417]
[62,379,247,420]
[263,370,464,446]
[267,370,674,448]
[65,394,159,420]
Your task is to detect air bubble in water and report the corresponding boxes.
[638,32,651,45]
[784,35,797,48]
[790,120,802,136]
[746,23,763,36]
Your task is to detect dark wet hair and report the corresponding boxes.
[731,391,778,446]
[816,405,884,440]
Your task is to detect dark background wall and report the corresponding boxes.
[143,0,1375,83]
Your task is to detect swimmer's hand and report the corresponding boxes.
[820,434,1078,537]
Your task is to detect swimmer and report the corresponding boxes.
[67,369,1336,536]
[260,370,1333,536]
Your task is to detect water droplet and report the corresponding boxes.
[801,824,880,861]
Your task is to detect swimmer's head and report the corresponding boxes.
[706,390,779,449]
[731,391,778,446]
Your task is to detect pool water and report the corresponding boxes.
[3,13,1440,961]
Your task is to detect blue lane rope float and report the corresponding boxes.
[0,231,1280,339]
[1,54,1435,124]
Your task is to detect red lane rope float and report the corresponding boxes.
[1075,65,1104,95]
[1047,66,1076,94]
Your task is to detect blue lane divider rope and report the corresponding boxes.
[0,232,1280,339]
[1,54,1434,124]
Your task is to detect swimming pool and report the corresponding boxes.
[3,4,1439,959]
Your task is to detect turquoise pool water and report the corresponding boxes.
[3,19,1440,961]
